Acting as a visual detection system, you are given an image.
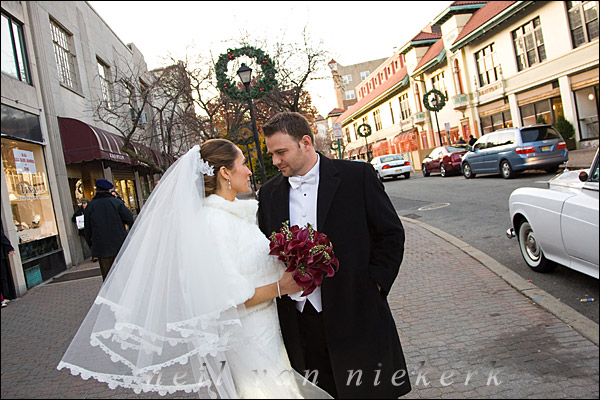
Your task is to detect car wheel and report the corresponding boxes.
[440,164,447,177]
[501,160,515,179]
[404,172,410,179]
[545,165,559,174]
[422,165,430,177]
[462,163,475,179]
[517,220,556,272]
[377,172,384,182]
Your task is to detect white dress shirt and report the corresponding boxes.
[288,155,322,313]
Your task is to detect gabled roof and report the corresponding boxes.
[399,25,442,54]
[412,39,446,74]
[432,1,488,26]
[449,1,534,51]
[336,66,408,124]
[327,108,345,117]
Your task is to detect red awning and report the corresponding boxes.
[58,117,162,169]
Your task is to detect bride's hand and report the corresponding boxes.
[278,271,302,296]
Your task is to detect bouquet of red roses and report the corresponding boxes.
[269,221,339,296]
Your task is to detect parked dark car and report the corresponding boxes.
[422,145,470,177]
[461,124,568,179]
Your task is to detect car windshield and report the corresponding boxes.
[446,145,469,152]
[380,155,403,162]
[520,127,561,142]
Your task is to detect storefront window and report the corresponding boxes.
[574,85,599,140]
[114,179,139,215]
[521,103,536,126]
[1,139,59,246]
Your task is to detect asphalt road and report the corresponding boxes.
[382,168,599,324]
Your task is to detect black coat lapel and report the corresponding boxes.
[317,155,341,230]
[271,174,290,226]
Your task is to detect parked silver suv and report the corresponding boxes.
[461,125,568,179]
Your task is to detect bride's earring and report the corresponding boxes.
[228,179,231,190]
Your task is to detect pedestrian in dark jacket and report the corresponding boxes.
[84,179,134,280]
[71,198,91,259]
[468,134,477,146]
[1,226,16,306]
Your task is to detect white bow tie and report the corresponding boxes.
[288,174,316,189]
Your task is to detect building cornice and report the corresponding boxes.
[449,1,534,53]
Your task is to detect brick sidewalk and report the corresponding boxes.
[1,220,598,398]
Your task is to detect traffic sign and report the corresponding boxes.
[332,122,343,139]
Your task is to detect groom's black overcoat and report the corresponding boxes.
[258,155,411,399]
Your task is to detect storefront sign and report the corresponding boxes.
[13,149,37,174]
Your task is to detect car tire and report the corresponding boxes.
[422,165,430,177]
[517,220,556,273]
[501,160,515,179]
[462,163,475,179]
[377,172,384,182]
[404,172,410,179]
[440,164,447,177]
[545,165,559,174]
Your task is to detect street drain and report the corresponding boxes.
[418,203,450,211]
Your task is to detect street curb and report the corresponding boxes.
[400,216,599,347]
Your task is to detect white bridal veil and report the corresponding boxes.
[57,145,330,398]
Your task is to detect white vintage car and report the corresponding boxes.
[507,149,599,279]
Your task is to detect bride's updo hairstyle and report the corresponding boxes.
[200,138,239,196]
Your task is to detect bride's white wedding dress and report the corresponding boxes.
[57,146,330,399]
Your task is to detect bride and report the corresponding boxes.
[57,139,331,399]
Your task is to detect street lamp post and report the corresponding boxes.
[237,63,267,185]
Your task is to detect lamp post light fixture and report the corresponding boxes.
[237,63,267,185]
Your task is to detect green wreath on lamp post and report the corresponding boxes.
[423,88,446,112]
[216,46,277,101]
[357,123,372,137]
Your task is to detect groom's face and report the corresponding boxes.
[265,132,312,177]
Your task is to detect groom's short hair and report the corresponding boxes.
[262,112,314,144]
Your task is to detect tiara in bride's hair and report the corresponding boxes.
[197,153,215,176]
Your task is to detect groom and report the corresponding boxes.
[257,112,411,398]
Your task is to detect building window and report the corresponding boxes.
[97,59,114,109]
[1,12,31,84]
[512,17,546,71]
[50,18,79,91]
[574,85,599,140]
[567,1,599,48]
[399,93,411,120]
[373,109,382,131]
[1,138,59,246]
[480,110,513,134]
[519,97,563,127]
[345,90,356,100]
[360,71,370,81]
[414,84,423,113]
[389,102,395,125]
[453,59,464,94]
[431,72,448,100]
[475,43,500,87]
[342,74,352,85]
[345,127,351,143]
[352,122,358,141]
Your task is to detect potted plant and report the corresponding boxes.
[554,116,577,150]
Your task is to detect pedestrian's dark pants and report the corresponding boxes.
[98,256,116,281]
[296,301,338,398]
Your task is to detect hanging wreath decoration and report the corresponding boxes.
[216,46,277,102]
[330,141,339,151]
[357,123,372,138]
[423,88,447,112]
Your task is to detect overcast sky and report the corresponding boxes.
[88,1,452,116]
